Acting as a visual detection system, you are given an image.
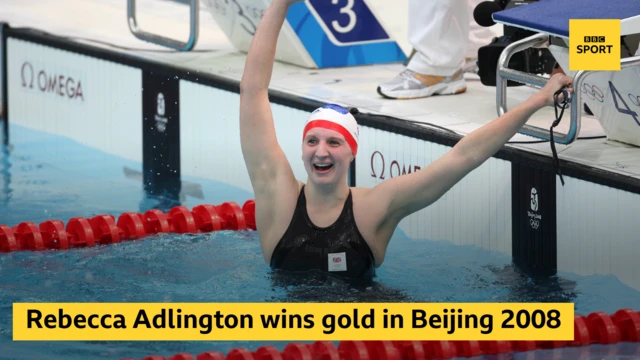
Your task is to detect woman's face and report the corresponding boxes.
[302,127,353,186]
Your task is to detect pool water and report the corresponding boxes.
[0,124,639,360]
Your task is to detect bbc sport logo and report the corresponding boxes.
[569,19,620,71]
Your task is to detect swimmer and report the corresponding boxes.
[239,0,573,278]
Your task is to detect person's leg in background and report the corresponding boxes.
[465,0,501,73]
[377,0,468,99]
[406,0,468,77]
[377,0,498,100]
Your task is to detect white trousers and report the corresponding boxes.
[407,0,501,76]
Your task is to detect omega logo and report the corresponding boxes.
[21,61,85,101]
[370,151,421,180]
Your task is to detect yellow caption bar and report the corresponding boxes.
[13,303,574,341]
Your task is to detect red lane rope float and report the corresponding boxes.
[452,340,482,357]
[392,341,426,359]
[193,205,223,232]
[9,222,45,251]
[613,309,640,342]
[129,309,640,360]
[196,352,226,360]
[587,312,622,344]
[283,343,314,360]
[254,345,282,360]
[118,212,147,240]
[225,348,255,360]
[308,341,339,360]
[167,354,195,360]
[0,200,257,253]
[40,220,70,249]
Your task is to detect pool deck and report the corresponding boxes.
[3,0,640,183]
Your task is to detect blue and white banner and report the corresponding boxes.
[287,0,406,67]
[203,0,406,69]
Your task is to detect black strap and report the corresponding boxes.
[550,88,571,186]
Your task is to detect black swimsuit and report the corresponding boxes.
[270,186,376,278]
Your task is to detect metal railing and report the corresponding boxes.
[495,33,578,144]
[496,32,640,145]
[127,0,199,51]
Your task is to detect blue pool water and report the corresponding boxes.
[0,124,639,360]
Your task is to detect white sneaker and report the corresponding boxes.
[463,57,479,74]
[377,68,467,100]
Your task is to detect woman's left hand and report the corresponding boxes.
[534,73,574,107]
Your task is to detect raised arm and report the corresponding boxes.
[373,73,573,224]
[239,0,305,261]
[239,0,301,193]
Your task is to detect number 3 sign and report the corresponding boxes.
[203,0,406,69]
[306,0,391,45]
[285,0,406,67]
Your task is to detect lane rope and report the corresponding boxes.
[125,309,640,359]
[0,200,256,252]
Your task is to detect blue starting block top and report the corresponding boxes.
[493,0,640,38]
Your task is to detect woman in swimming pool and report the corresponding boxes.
[239,0,572,278]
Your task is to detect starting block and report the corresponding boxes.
[202,0,407,68]
[491,0,640,147]
[126,0,406,68]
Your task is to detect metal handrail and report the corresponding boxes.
[127,0,199,51]
[495,33,582,144]
[496,32,640,145]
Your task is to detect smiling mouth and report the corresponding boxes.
[313,164,334,171]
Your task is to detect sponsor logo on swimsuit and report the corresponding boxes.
[328,252,347,272]
[20,61,84,101]
[569,19,620,71]
[155,92,168,133]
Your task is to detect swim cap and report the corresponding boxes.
[303,104,359,156]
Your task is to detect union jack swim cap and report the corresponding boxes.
[303,104,359,156]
